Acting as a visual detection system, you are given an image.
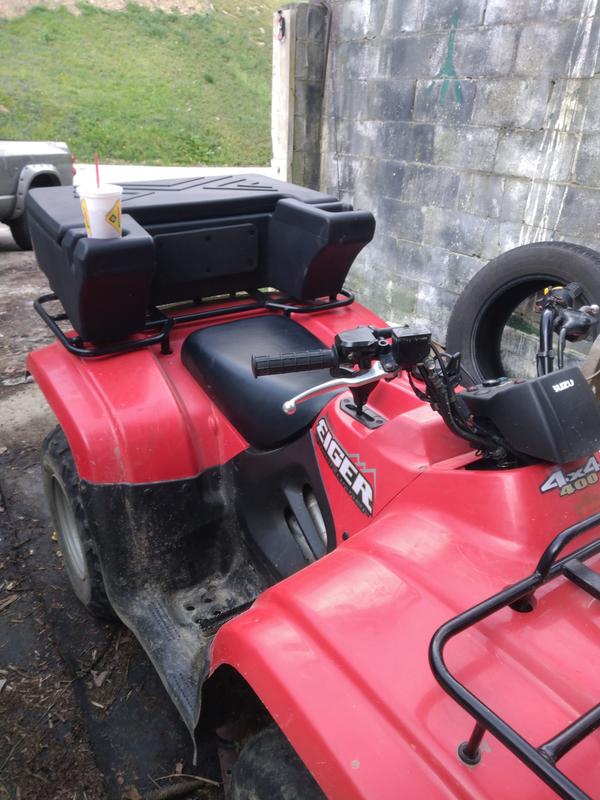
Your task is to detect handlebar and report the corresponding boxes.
[251,324,430,418]
[252,348,337,377]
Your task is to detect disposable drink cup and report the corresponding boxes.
[79,184,123,239]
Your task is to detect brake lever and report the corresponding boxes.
[282,361,397,415]
[555,306,600,368]
[555,307,599,342]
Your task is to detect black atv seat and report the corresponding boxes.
[182,315,339,450]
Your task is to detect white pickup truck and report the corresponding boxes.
[0,140,74,249]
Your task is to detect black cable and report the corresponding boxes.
[558,327,567,370]
[430,342,450,385]
[458,363,478,386]
[414,357,504,453]
[408,371,430,402]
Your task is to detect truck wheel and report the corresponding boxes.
[8,214,32,250]
[42,427,115,619]
[230,725,325,800]
[446,241,600,383]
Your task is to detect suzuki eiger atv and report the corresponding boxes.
[25,175,600,800]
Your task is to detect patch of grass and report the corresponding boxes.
[0,0,279,165]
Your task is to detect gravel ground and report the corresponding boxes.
[0,224,221,800]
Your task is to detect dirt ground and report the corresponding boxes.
[0,224,221,800]
[0,0,211,18]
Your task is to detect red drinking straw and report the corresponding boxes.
[94,153,100,188]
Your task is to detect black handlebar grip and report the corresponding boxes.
[252,348,336,377]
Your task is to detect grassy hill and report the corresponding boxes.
[0,0,280,165]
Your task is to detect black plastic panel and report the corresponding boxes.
[153,222,258,303]
[79,428,335,737]
[82,465,270,738]
[459,367,600,463]
[268,198,376,300]
[234,430,336,579]
[155,223,257,278]
[28,212,155,342]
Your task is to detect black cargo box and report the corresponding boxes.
[27,174,375,342]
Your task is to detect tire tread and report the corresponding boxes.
[42,426,114,619]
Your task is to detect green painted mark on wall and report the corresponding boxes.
[428,9,464,105]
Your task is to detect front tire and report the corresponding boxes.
[8,213,32,250]
[446,241,600,382]
[42,427,114,619]
[230,725,325,800]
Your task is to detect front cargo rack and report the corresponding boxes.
[34,289,354,358]
[430,511,600,800]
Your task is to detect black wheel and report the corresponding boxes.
[8,213,32,250]
[446,241,600,383]
[42,427,115,619]
[230,725,325,800]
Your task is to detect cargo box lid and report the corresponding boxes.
[27,174,338,242]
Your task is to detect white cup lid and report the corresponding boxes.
[78,183,123,198]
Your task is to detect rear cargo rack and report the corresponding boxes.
[430,511,600,800]
[34,289,354,358]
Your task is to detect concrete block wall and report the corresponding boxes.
[314,0,600,338]
[290,2,328,186]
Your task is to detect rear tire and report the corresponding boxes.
[446,241,600,382]
[8,214,32,250]
[230,725,325,800]
[42,427,115,619]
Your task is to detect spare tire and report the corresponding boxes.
[445,241,600,383]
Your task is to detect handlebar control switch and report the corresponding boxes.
[391,328,432,367]
[335,326,381,369]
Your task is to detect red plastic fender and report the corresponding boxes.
[26,324,249,483]
[210,412,600,799]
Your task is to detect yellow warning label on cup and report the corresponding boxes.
[81,198,91,234]
[105,199,121,234]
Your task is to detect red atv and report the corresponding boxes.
[25,174,600,799]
